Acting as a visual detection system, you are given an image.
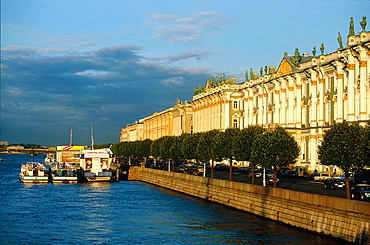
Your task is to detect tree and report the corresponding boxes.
[181,133,201,174]
[233,126,265,185]
[251,126,300,187]
[213,128,240,181]
[318,122,368,199]
[196,130,221,178]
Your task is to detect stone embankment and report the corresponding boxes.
[128,166,370,244]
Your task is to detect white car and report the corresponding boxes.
[313,173,330,181]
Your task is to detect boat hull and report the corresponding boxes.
[20,175,49,183]
[51,176,78,184]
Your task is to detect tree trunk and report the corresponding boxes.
[251,164,255,185]
[229,159,233,181]
[211,159,214,178]
[345,174,351,199]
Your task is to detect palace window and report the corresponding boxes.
[233,119,238,128]
[233,101,238,109]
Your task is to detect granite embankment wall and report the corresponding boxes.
[128,166,370,244]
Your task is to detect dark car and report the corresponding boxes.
[308,172,321,181]
[281,170,298,178]
[215,164,227,171]
[350,184,370,200]
[323,178,345,190]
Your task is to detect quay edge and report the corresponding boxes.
[127,166,370,245]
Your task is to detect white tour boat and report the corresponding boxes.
[49,162,78,184]
[19,162,49,183]
[80,148,117,182]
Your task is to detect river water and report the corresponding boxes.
[0,154,350,245]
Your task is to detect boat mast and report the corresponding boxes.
[69,129,73,146]
[90,122,94,150]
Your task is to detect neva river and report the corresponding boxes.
[0,154,350,245]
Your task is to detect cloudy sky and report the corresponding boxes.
[1,0,369,146]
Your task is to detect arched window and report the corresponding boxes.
[233,101,238,109]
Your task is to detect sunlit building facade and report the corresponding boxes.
[142,102,193,140]
[120,120,144,142]
[191,30,370,172]
[120,24,369,172]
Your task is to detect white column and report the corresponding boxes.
[273,81,280,125]
[359,59,368,121]
[280,79,287,127]
[295,74,302,128]
[287,76,295,128]
[347,57,356,122]
[335,61,344,123]
[318,75,325,127]
[257,86,263,125]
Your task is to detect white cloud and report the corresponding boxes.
[160,76,184,85]
[150,11,232,43]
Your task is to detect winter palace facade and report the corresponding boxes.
[121,21,370,172]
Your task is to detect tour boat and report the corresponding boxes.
[80,148,117,182]
[49,162,78,184]
[19,162,49,183]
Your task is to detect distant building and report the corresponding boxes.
[0,141,8,150]
[142,101,193,140]
[120,120,144,142]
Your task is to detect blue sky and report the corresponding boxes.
[1,0,369,146]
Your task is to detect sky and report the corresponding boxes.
[1,0,369,146]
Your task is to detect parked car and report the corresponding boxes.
[238,167,250,174]
[308,172,321,180]
[337,174,346,181]
[248,170,262,178]
[266,174,280,185]
[350,184,370,200]
[323,178,345,189]
[281,170,298,178]
[313,173,330,182]
[215,164,227,171]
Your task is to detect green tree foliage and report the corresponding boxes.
[150,139,161,159]
[196,130,221,178]
[233,125,265,184]
[251,126,300,187]
[94,143,113,149]
[196,130,220,162]
[318,122,369,199]
[136,139,152,158]
[181,133,201,160]
[213,128,240,181]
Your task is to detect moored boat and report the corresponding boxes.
[49,162,79,184]
[80,148,117,182]
[19,162,49,183]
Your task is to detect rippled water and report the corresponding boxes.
[0,154,350,245]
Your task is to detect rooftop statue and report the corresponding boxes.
[250,68,253,80]
[320,43,325,55]
[360,16,367,32]
[312,46,317,57]
[290,48,301,66]
[175,98,181,105]
[264,65,268,75]
[260,67,263,76]
[337,32,343,48]
[349,17,355,36]
[245,70,249,81]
